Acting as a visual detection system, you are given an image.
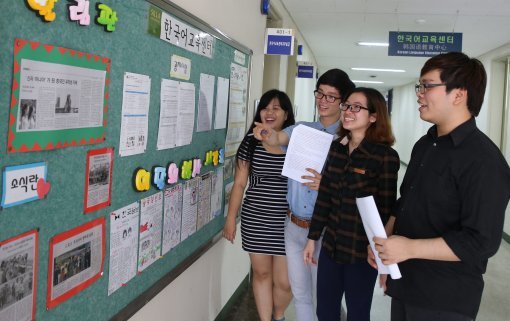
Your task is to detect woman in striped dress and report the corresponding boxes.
[223,89,295,321]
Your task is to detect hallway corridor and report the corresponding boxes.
[222,240,510,321]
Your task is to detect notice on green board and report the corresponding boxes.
[147,5,215,58]
[147,6,162,37]
[8,38,110,153]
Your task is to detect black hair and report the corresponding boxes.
[316,68,356,100]
[236,89,295,167]
[421,52,487,116]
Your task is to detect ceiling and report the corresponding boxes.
[280,0,510,91]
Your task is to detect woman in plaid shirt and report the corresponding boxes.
[303,87,400,321]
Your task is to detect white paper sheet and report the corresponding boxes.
[181,177,199,241]
[356,196,402,279]
[156,79,195,150]
[210,168,224,219]
[119,72,151,157]
[225,63,248,157]
[162,185,183,255]
[138,192,163,272]
[282,124,334,183]
[108,202,139,295]
[197,73,215,132]
[196,172,212,230]
[214,77,229,129]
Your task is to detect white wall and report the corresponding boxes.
[477,44,510,237]
[391,82,429,164]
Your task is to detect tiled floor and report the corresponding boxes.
[222,240,510,321]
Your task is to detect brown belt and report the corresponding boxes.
[287,210,311,228]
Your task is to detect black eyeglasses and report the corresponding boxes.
[314,90,341,103]
[415,83,446,94]
[340,102,370,113]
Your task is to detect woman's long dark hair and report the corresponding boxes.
[236,89,295,167]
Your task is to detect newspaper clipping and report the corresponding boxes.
[108,202,139,295]
[48,218,104,309]
[85,148,113,213]
[0,230,37,321]
[18,59,106,132]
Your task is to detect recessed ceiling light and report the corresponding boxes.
[351,67,405,73]
[415,19,426,24]
[352,80,384,84]
[357,42,389,47]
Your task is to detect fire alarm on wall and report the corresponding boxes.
[261,0,270,15]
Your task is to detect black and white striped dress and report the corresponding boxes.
[238,138,288,256]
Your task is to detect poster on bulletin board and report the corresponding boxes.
[84,147,114,213]
[46,217,105,309]
[0,229,38,321]
[8,38,110,153]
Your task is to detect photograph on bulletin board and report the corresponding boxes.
[0,229,38,321]
[84,147,114,214]
[46,217,105,309]
[8,38,110,153]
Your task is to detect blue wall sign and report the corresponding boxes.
[297,65,314,78]
[388,31,462,57]
[266,35,293,55]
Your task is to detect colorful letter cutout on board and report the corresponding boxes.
[96,3,118,32]
[69,0,91,25]
[135,168,151,191]
[192,159,202,178]
[167,163,179,184]
[27,0,58,22]
[181,160,192,180]
[219,149,225,164]
[153,167,166,190]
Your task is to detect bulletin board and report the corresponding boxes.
[0,0,251,320]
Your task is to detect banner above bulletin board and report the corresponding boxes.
[147,5,215,58]
[8,38,110,153]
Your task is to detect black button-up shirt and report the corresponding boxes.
[387,118,510,318]
[308,139,400,263]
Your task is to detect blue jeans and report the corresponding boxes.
[316,250,377,321]
[285,217,321,321]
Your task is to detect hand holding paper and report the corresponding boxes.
[282,124,333,183]
[356,196,402,279]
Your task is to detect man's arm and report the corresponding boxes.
[373,235,460,265]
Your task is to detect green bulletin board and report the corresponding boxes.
[0,0,251,320]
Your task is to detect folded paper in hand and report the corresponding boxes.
[356,195,402,279]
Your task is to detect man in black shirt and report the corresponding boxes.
[369,52,510,321]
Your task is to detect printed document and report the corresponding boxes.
[282,124,333,183]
